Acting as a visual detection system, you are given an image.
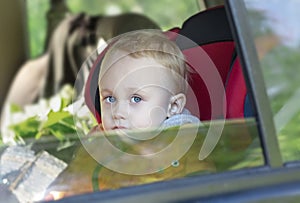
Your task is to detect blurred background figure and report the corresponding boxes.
[0,0,163,126]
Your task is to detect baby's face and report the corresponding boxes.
[99,55,178,131]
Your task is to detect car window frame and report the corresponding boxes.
[225,0,282,167]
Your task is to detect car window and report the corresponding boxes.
[243,0,300,162]
[1,2,269,202]
[8,120,262,201]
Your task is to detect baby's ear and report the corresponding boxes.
[167,93,186,117]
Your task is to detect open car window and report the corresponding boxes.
[1,1,284,202]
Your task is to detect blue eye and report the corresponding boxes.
[131,96,142,103]
[105,96,116,103]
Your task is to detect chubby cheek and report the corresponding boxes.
[100,108,113,130]
[101,118,111,131]
[130,105,167,129]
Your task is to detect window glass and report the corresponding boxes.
[244,0,300,162]
[1,119,262,201]
[1,2,266,202]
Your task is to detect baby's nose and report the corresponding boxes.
[112,101,128,120]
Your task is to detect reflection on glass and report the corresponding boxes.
[0,119,263,202]
[244,0,300,162]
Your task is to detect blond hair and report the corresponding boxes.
[100,29,188,92]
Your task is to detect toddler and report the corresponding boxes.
[98,30,200,132]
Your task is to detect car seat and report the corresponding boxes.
[84,6,253,124]
[172,6,253,120]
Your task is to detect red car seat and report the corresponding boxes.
[84,6,253,124]
[172,6,253,120]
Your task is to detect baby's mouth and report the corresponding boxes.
[112,126,127,130]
